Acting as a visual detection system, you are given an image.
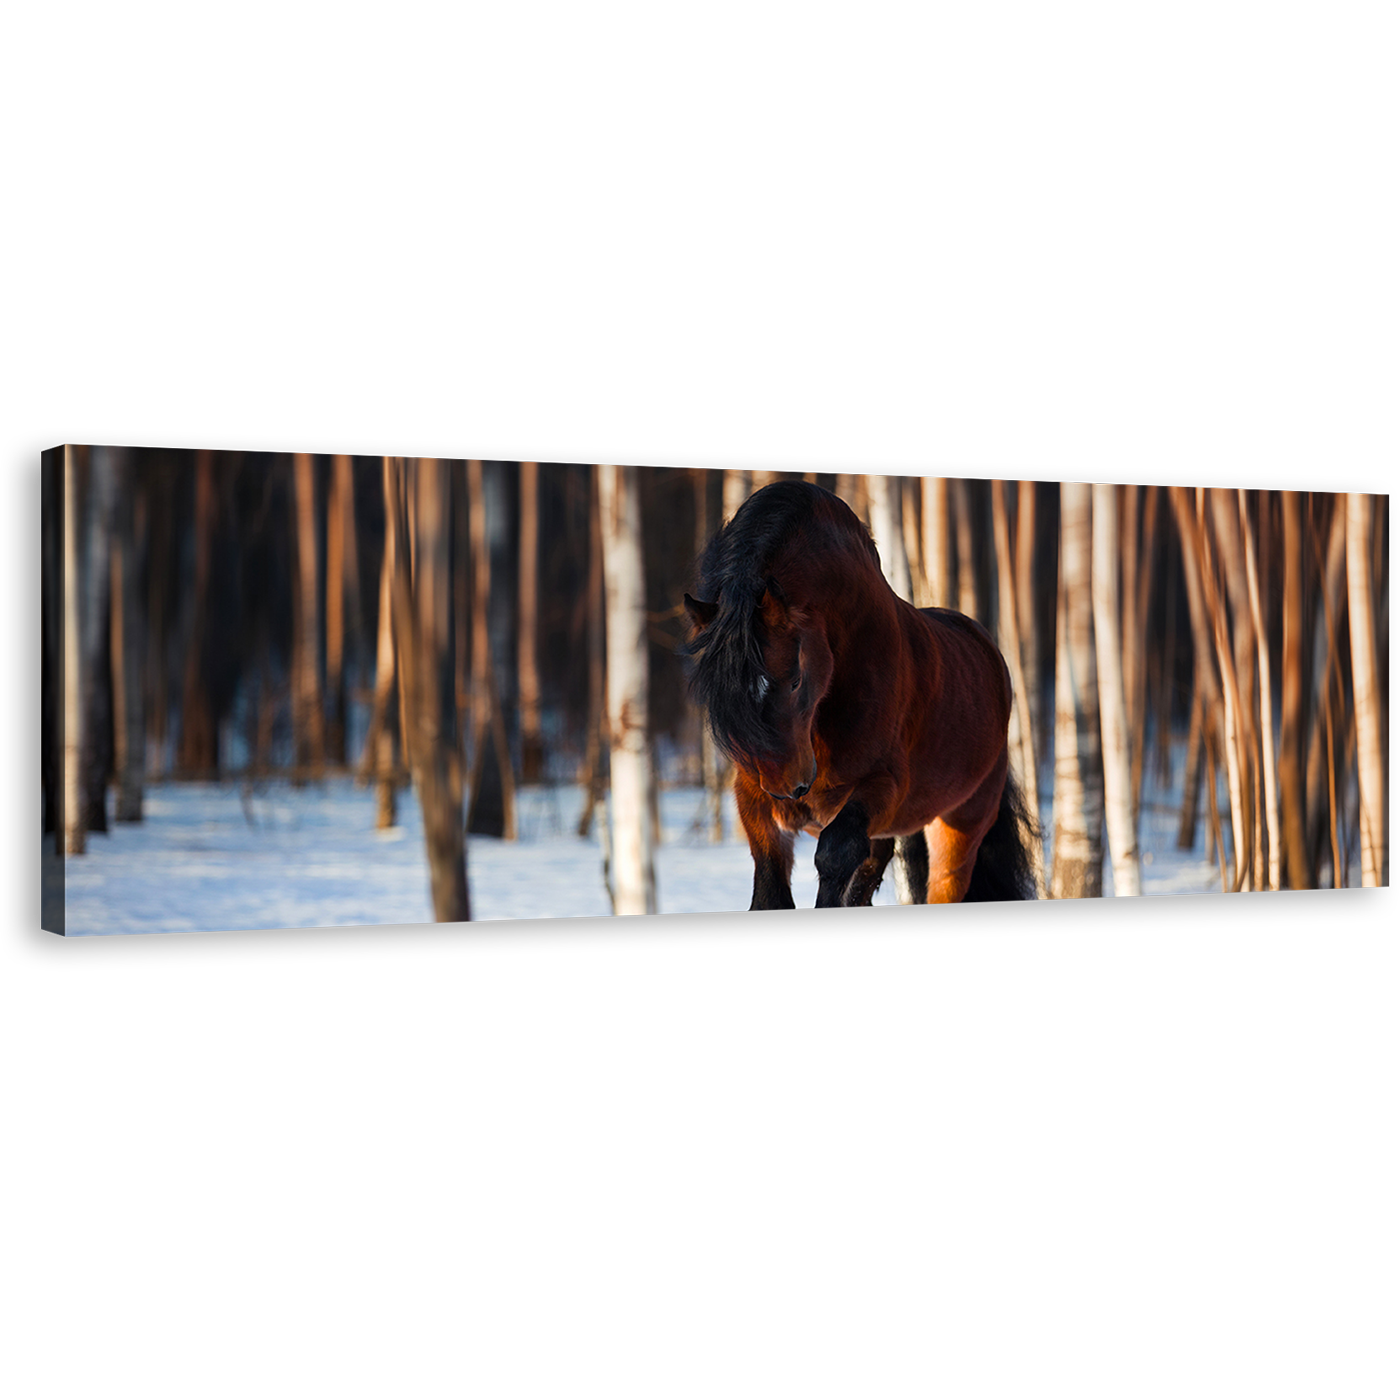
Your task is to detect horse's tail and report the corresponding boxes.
[963,766,1041,902]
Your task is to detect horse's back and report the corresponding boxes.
[913,606,1012,707]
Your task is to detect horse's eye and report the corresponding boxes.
[790,675,802,692]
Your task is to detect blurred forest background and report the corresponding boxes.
[41,448,1389,929]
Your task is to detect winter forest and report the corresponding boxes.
[41,447,1389,934]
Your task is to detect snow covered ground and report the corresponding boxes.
[55,761,1237,936]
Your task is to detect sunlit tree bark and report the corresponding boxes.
[1092,483,1140,894]
[991,479,1043,894]
[291,452,325,778]
[1169,487,1225,870]
[1348,492,1386,886]
[867,474,911,600]
[921,475,951,609]
[1195,491,1250,889]
[723,469,751,525]
[1239,490,1281,890]
[386,456,470,922]
[1051,482,1103,897]
[1277,491,1309,887]
[953,477,979,621]
[598,463,657,916]
[360,508,399,829]
[1304,501,1347,883]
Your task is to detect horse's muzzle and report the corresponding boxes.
[764,766,816,802]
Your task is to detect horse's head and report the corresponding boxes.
[684,577,834,802]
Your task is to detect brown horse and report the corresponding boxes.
[683,480,1037,909]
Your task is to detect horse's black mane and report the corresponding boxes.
[680,480,878,761]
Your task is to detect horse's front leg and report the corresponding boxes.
[845,837,896,906]
[814,801,877,907]
[735,769,796,910]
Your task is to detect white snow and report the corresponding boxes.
[54,743,1283,936]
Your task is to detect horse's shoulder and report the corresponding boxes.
[915,606,995,649]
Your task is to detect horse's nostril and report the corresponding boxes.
[793,783,810,799]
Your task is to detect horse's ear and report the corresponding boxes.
[757,583,790,632]
[684,593,719,631]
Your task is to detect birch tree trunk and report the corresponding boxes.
[386,457,470,922]
[598,463,657,915]
[1092,483,1141,894]
[62,446,84,855]
[1239,490,1281,891]
[991,479,1044,894]
[1050,482,1103,897]
[953,478,980,621]
[921,476,951,609]
[1347,493,1386,886]
[867,474,912,600]
[723,469,751,525]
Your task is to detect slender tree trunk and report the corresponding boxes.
[517,460,545,782]
[1092,483,1141,894]
[81,446,118,833]
[953,478,979,621]
[1130,486,1160,816]
[723,469,751,525]
[111,453,146,821]
[1170,486,1224,871]
[179,450,219,775]
[62,446,85,855]
[291,452,325,778]
[361,499,399,829]
[598,463,657,915]
[325,453,353,764]
[577,469,608,839]
[1304,498,1349,879]
[466,460,516,839]
[1347,493,1386,886]
[1196,491,1250,889]
[867,475,911,600]
[1239,490,1281,891]
[42,451,61,837]
[1278,491,1309,887]
[901,478,924,605]
[694,470,725,841]
[991,479,1044,893]
[1015,478,1041,762]
[922,475,952,609]
[1050,482,1103,897]
[386,457,470,921]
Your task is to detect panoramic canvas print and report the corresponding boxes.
[40,448,1389,935]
